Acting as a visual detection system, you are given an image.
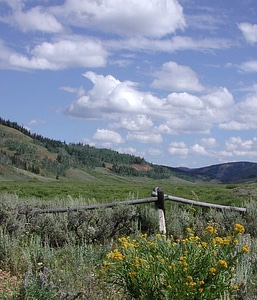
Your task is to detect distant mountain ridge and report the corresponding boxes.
[166,161,257,184]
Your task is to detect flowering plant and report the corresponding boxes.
[100,223,249,299]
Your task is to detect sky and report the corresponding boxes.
[1,0,257,168]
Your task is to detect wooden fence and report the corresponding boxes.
[19,187,246,235]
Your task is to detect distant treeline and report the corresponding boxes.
[0,117,171,179]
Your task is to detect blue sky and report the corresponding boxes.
[1,0,257,168]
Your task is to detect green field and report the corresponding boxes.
[0,179,257,299]
[0,178,253,207]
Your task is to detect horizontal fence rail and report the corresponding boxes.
[18,197,158,215]
[165,194,246,213]
[18,187,247,235]
[18,186,246,215]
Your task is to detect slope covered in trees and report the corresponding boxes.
[0,118,171,180]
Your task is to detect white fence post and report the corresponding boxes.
[153,187,166,235]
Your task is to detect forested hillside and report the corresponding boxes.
[0,118,172,180]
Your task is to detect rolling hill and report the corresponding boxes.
[166,161,257,184]
[0,118,172,182]
[1,117,257,184]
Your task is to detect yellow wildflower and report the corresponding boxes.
[209,267,216,275]
[242,245,249,253]
[233,285,239,290]
[213,237,223,245]
[223,236,231,245]
[189,281,197,287]
[139,258,147,264]
[201,241,207,247]
[167,285,172,289]
[234,223,245,235]
[199,280,205,285]
[216,259,228,269]
[128,271,137,278]
[113,251,123,261]
[103,261,108,266]
[179,256,187,261]
[206,225,217,234]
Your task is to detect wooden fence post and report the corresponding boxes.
[153,187,166,235]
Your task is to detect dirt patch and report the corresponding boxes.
[131,165,152,172]
[0,270,21,297]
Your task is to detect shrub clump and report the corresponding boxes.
[100,223,249,300]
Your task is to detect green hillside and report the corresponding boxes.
[2,117,257,185]
[0,118,173,182]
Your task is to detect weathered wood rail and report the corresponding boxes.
[18,187,246,235]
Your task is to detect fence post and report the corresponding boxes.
[153,187,166,235]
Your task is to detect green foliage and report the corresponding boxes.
[18,266,57,300]
[100,225,250,299]
[0,185,257,298]
[0,118,173,180]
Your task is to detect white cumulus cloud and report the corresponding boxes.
[220,92,257,130]
[65,72,240,136]
[110,115,153,131]
[238,22,257,44]
[93,129,124,144]
[0,4,63,33]
[225,136,257,157]
[151,61,204,92]
[201,138,218,148]
[191,144,208,156]
[8,37,108,70]
[168,141,189,157]
[126,132,162,144]
[52,0,186,38]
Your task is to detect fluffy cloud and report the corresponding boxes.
[8,37,107,70]
[66,72,239,135]
[126,132,163,144]
[110,115,153,131]
[238,22,257,44]
[168,141,189,157]
[225,136,257,156]
[220,92,257,130]
[166,92,203,109]
[191,144,208,156]
[93,129,124,144]
[52,0,186,38]
[238,60,257,73]
[66,71,159,118]
[203,88,234,109]
[151,61,204,92]
[14,7,63,33]
[201,138,218,148]
[0,1,63,33]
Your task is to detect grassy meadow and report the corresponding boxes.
[0,179,257,299]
